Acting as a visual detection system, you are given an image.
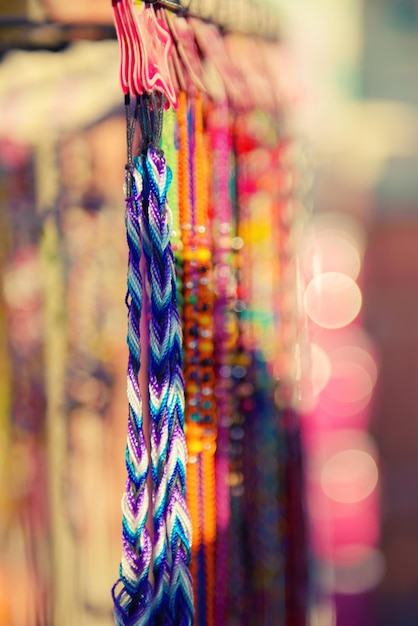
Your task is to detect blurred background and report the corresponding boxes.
[0,1,418,625]
[283,3,418,626]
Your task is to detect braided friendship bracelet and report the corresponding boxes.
[139,147,193,626]
[113,168,153,626]
[138,151,172,623]
[114,92,194,625]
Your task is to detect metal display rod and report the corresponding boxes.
[132,0,279,40]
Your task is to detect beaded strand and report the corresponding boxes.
[193,93,216,626]
[178,91,218,626]
[177,91,202,625]
[207,100,235,626]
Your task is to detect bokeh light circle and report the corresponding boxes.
[304,272,362,329]
[321,449,378,504]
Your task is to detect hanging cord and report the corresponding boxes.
[161,107,181,250]
[208,100,234,626]
[125,94,140,194]
[177,90,201,625]
[112,99,153,624]
[179,92,218,626]
[193,93,216,626]
[234,113,288,626]
[232,115,259,626]
[139,92,194,626]
[161,106,183,322]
